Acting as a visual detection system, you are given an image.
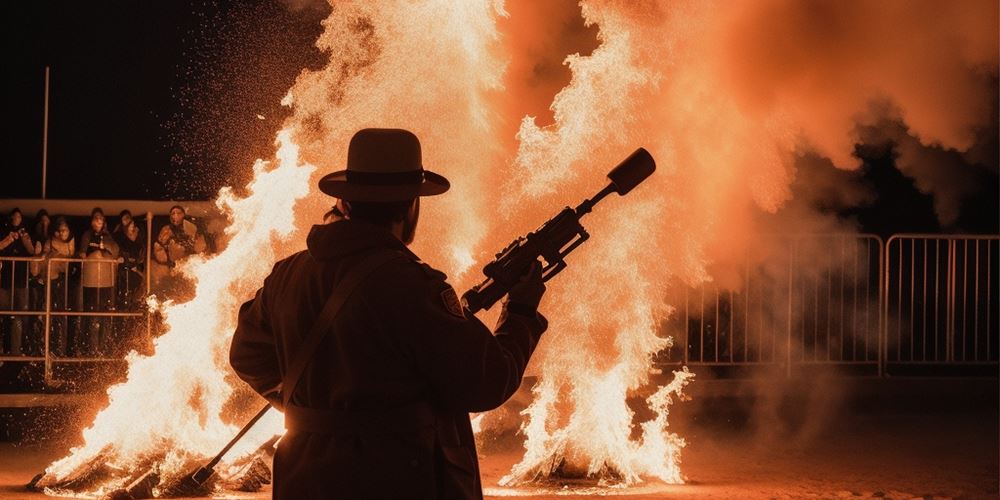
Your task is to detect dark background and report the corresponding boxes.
[1,1,997,236]
[3,0,329,201]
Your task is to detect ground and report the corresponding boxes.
[0,377,996,499]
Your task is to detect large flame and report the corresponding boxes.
[41,0,997,495]
[42,131,311,495]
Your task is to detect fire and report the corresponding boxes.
[38,130,309,496]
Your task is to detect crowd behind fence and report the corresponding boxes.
[0,204,214,385]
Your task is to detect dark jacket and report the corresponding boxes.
[230,220,546,499]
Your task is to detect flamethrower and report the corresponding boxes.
[462,147,656,314]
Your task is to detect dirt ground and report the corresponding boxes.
[0,378,996,499]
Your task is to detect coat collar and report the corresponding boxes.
[306,219,415,261]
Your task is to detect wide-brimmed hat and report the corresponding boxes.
[318,128,450,202]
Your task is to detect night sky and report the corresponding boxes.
[2,1,997,236]
[3,0,329,201]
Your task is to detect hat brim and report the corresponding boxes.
[318,170,450,202]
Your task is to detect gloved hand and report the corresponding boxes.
[507,259,545,311]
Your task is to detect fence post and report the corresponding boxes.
[44,259,53,383]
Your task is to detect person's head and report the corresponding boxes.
[90,207,106,232]
[339,198,420,245]
[125,220,139,241]
[169,205,185,226]
[317,129,448,245]
[35,209,49,227]
[54,218,72,243]
[119,209,133,228]
[9,208,22,228]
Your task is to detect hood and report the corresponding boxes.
[306,219,414,261]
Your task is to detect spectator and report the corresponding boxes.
[117,220,146,311]
[155,205,206,263]
[27,209,53,352]
[78,208,119,356]
[112,209,132,235]
[32,209,51,247]
[151,205,205,299]
[41,218,76,356]
[0,208,35,355]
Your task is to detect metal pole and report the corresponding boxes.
[44,259,53,383]
[145,211,153,344]
[42,66,50,199]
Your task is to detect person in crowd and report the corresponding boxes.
[40,218,76,356]
[114,219,147,353]
[0,208,36,355]
[112,209,145,246]
[32,209,51,246]
[78,208,119,356]
[151,205,206,299]
[117,220,146,311]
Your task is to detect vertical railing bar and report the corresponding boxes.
[987,239,992,361]
[922,238,928,362]
[729,289,735,363]
[839,235,845,362]
[683,286,689,365]
[145,211,153,348]
[896,239,903,361]
[744,252,750,362]
[934,239,941,361]
[947,239,956,362]
[700,285,705,363]
[909,238,915,362]
[876,236,884,376]
[814,246,820,362]
[825,237,832,362]
[714,285,720,363]
[44,260,53,383]
[852,237,859,361]
[973,239,980,361]
[962,240,968,361]
[787,238,794,378]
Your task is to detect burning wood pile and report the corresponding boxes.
[28,436,277,499]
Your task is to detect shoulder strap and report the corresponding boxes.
[281,249,403,409]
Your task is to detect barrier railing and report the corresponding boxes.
[884,235,999,370]
[663,234,884,376]
[661,233,1000,376]
[0,239,152,383]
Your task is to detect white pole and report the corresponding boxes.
[42,66,50,199]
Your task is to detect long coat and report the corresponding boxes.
[230,220,547,499]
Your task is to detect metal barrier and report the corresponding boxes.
[884,235,999,369]
[0,252,152,383]
[665,234,884,375]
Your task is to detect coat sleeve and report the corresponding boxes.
[230,284,283,405]
[378,263,547,413]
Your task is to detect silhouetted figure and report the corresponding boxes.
[230,129,547,499]
[0,208,35,355]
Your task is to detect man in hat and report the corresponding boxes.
[230,128,547,499]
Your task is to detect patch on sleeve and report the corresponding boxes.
[440,287,466,319]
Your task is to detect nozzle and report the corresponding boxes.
[607,148,655,196]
